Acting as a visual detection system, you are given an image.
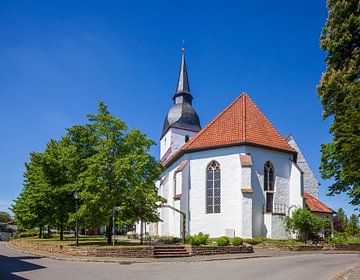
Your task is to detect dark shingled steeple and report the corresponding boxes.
[161,48,201,138]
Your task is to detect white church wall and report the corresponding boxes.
[180,162,191,237]
[160,128,197,159]
[289,161,304,211]
[187,146,245,238]
[287,136,319,198]
[244,146,294,238]
[157,144,302,239]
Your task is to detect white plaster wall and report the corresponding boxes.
[157,144,301,239]
[271,215,287,239]
[187,147,245,238]
[289,161,305,212]
[240,163,253,238]
[180,163,191,236]
[242,193,253,238]
[264,213,272,238]
[244,146,293,237]
[287,136,320,198]
[160,128,197,159]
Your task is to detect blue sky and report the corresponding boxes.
[0,1,356,216]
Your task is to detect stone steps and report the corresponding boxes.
[153,246,190,258]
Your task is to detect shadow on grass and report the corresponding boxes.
[0,255,45,280]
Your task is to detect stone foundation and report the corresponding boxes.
[11,239,155,258]
[188,245,254,255]
[257,243,360,251]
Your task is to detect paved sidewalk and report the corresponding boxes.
[335,265,360,280]
[6,241,360,264]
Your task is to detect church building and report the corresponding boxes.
[149,49,334,239]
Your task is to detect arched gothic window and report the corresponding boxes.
[206,161,221,213]
[264,161,274,191]
[264,161,274,213]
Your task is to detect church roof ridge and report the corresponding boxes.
[182,93,246,149]
[163,93,296,167]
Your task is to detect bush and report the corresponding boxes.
[243,237,268,245]
[232,237,243,246]
[20,228,39,238]
[186,233,208,245]
[158,236,181,244]
[327,232,360,245]
[216,236,230,246]
[284,208,327,241]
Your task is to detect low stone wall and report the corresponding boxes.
[188,245,253,256]
[11,239,155,258]
[323,244,360,251]
[257,243,360,251]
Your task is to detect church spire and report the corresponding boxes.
[161,48,201,139]
[175,47,190,95]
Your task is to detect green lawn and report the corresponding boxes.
[20,235,146,247]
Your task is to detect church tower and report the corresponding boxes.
[160,48,201,160]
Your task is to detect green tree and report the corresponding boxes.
[12,152,53,237]
[13,101,163,244]
[346,213,359,236]
[335,207,348,232]
[317,0,360,205]
[0,211,12,223]
[285,208,327,242]
[71,102,163,244]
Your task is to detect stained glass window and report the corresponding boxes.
[206,161,221,213]
[264,161,275,213]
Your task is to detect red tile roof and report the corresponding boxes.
[163,93,296,167]
[304,192,335,214]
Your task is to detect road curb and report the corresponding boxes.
[334,265,360,280]
[5,242,274,264]
[6,242,360,265]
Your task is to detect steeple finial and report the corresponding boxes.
[175,47,190,95]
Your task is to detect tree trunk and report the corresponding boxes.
[106,217,112,244]
[39,226,43,238]
[140,219,143,245]
[59,224,64,241]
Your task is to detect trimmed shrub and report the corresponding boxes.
[216,236,230,246]
[186,233,208,245]
[243,237,268,245]
[232,237,243,246]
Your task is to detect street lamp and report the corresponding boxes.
[112,206,121,247]
[73,191,79,247]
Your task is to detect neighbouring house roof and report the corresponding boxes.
[163,93,296,167]
[304,192,335,214]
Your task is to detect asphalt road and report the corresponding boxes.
[1,242,359,280]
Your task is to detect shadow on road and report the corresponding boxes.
[0,255,45,280]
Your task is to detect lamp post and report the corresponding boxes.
[112,206,121,247]
[73,191,79,247]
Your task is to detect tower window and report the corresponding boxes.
[185,135,190,142]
